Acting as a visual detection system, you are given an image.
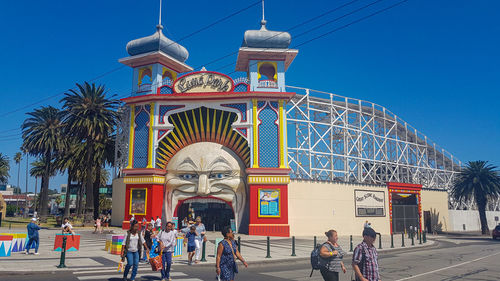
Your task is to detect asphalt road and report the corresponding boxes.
[1,236,499,281]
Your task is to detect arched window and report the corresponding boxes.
[257,62,278,88]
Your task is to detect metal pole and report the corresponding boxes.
[201,240,207,262]
[390,233,394,248]
[401,233,405,247]
[57,236,67,268]
[313,236,317,248]
[237,236,241,253]
[419,231,422,245]
[349,235,353,252]
[411,231,415,246]
[423,231,427,243]
[378,233,382,249]
[266,236,271,258]
[291,236,296,256]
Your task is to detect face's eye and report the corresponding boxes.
[180,174,198,180]
[209,172,230,179]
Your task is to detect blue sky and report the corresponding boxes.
[0,0,499,192]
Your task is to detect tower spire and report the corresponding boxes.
[260,0,267,30]
[157,0,163,31]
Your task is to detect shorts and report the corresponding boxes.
[187,245,196,253]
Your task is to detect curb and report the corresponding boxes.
[181,240,437,268]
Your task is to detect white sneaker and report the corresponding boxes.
[25,251,29,255]
[34,252,39,255]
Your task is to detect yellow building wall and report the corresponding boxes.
[288,180,390,236]
[420,189,450,232]
[111,177,126,227]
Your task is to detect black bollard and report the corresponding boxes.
[378,233,382,249]
[419,230,422,245]
[411,231,415,246]
[9,223,11,230]
[401,233,405,247]
[350,235,353,252]
[57,236,67,268]
[237,236,241,253]
[390,233,394,248]
[423,231,427,243]
[291,236,296,256]
[266,236,271,258]
[201,240,207,262]
[313,236,317,248]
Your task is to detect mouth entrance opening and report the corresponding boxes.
[175,197,235,232]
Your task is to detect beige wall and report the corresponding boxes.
[420,189,450,232]
[288,180,390,236]
[111,178,126,227]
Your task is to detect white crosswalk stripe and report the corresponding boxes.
[73,265,202,281]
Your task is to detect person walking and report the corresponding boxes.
[141,223,154,263]
[184,225,197,265]
[319,230,346,281]
[94,216,102,234]
[157,222,177,281]
[216,226,248,281]
[121,220,149,281]
[26,218,40,255]
[155,216,162,231]
[352,228,379,281]
[193,216,206,264]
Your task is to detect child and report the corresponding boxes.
[184,225,197,265]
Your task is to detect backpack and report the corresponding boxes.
[310,243,328,272]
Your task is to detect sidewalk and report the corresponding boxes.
[0,226,435,272]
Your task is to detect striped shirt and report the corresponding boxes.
[352,241,379,281]
[322,242,345,272]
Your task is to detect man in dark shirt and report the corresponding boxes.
[26,218,41,255]
[352,228,380,281]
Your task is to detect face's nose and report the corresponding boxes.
[197,174,210,195]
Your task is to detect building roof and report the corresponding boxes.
[126,25,189,63]
[241,20,291,49]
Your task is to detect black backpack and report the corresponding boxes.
[310,243,329,276]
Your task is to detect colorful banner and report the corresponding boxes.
[258,189,280,217]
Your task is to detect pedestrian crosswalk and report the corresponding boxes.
[72,264,203,280]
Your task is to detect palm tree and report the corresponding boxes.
[30,157,56,213]
[14,152,22,214]
[452,160,500,235]
[0,153,10,184]
[55,138,86,218]
[22,106,65,217]
[61,82,119,220]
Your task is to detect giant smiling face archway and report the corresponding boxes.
[163,142,247,230]
[156,107,251,232]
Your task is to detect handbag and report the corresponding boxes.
[226,239,238,273]
[148,249,163,271]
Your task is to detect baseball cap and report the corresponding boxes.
[31,217,37,221]
[362,227,377,238]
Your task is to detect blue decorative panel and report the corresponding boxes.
[258,104,279,168]
[257,101,266,109]
[133,110,150,168]
[221,103,247,122]
[270,101,278,109]
[158,105,184,124]
[160,85,173,95]
[234,83,249,92]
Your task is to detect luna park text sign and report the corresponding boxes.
[173,71,234,93]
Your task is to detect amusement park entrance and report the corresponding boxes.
[176,198,234,232]
[391,193,420,233]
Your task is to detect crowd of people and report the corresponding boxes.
[120,215,246,281]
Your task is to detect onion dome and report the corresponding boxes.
[241,20,291,49]
[126,25,189,62]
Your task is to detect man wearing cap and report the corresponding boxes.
[26,218,41,255]
[352,228,380,281]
